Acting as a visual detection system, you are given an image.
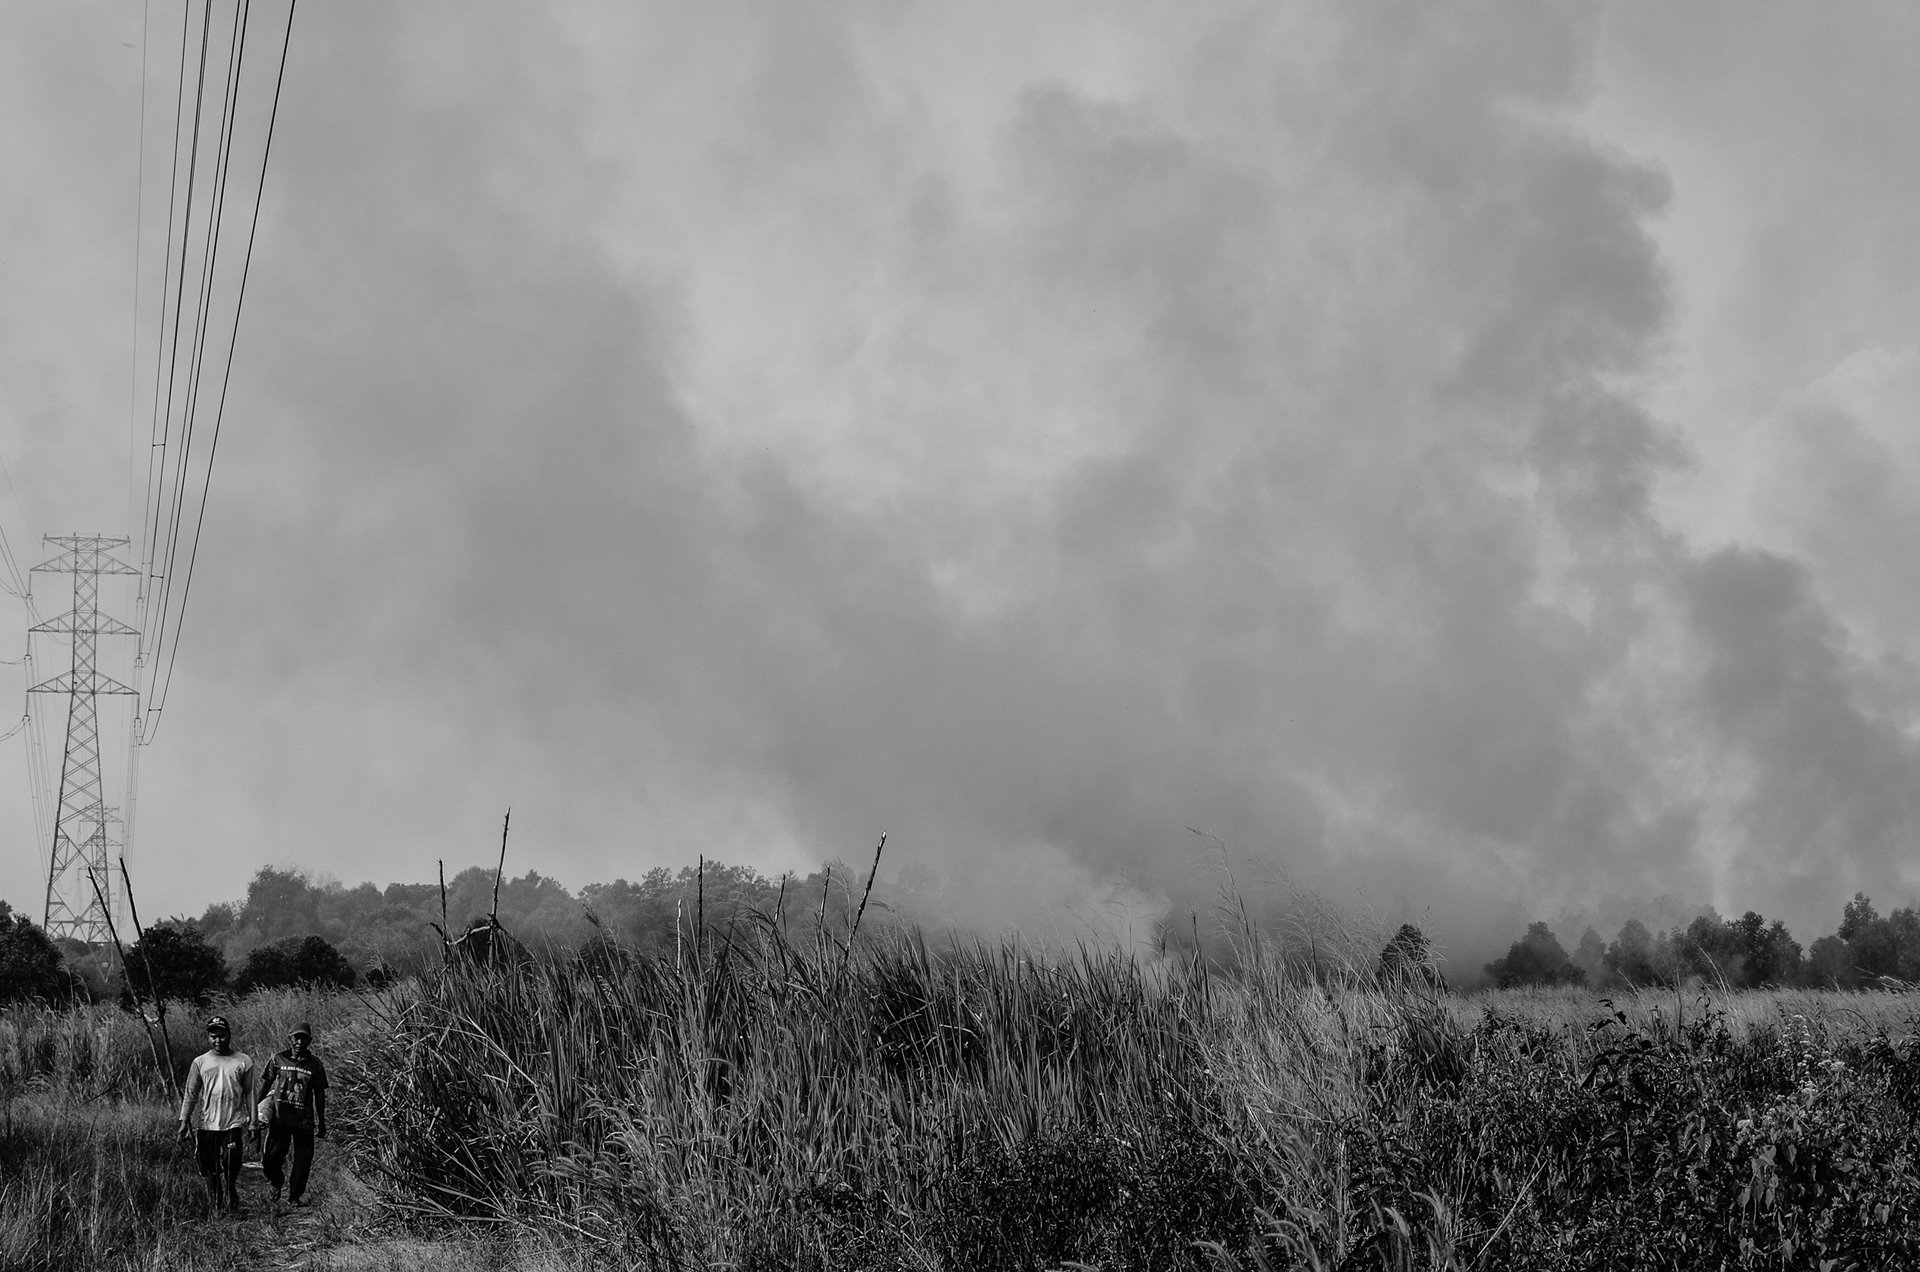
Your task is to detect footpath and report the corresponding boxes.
[154,1145,484,1272]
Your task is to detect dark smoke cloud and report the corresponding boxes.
[3,3,1918,969]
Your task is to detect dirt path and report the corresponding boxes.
[154,1145,487,1271]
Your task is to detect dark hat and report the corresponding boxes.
[205,1015,231,1034]
[289,1021,312,1038]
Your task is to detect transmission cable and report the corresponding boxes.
[127,0,157,549]
[147,0,248,698]
[144,0,296,742]
[139,0,213,638]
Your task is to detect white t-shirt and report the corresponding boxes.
[182,1051,256,1131]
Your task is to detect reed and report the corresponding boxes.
[330,893,1441,1264]
[334,911,1920,1271]
[0,1091,203,1270]
[10,912,1920,1269]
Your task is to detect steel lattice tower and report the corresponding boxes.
[29,535,139,945]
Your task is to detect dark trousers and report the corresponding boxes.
[262,1125,316,1200]
[194,1128,245,1181]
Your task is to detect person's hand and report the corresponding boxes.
[316,1123,328,1140]
[176,1121,190,1144]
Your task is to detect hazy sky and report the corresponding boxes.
[4,2,1920,964]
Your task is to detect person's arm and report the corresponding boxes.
[314,1059,328,1138]
[177,1057,202,1140]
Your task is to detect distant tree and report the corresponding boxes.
[126,921,228,1005]
[232,940,295,994]
[1820,893,1897,985]
[1676,911,1742,984]
[1572,927,1608,986]
[1485,922,1584,988]
[1839,893,1878,942]
[1887,908,1920,982]
[441,867,593,950]
[1604,919,1664,986]
[1806,894,1894,988]
[243,867,323,939]
[1830,898,1920,987]
[234,934,356,994]
[1804,934,1853,988]
[194,900,240,951]
[1729,912,1802,987]
[1377,923,1446,989]
[582,861,790,959]
[0,901,69,1003]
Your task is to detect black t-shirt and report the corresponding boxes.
[260,1048,329,1128]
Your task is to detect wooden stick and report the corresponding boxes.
[87,868,175,1100]
[118,857,179,1096]
[490,809,510,926]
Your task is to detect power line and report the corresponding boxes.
[146,0,248,695]
[138,0,208,623]
[0,450,35,598]
[144,0,296,741]
[127,0,157,554]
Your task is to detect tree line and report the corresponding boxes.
[1484,893,1920,990]
[0,855,893,1004]
[9,863,1920,1003]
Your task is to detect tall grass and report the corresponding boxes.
[332,916,1452,1269]
[0,988,362,1101]
[9,924,1920,1269]
[0,988,372,1271]
[336,915,1920,1271]
[0,1094,203,1270]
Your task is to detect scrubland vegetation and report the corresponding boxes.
[8,885,1920,1270]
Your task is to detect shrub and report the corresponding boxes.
[123,921,227,1005]
[1485,921,1585,988]
[1377,923,1447,990]
[234,934,357,994]
[1339,999,1920,1269]
[0,902,69,1004]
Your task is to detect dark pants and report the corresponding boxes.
[263,1125,316,1200]
[194,1127,245,1180]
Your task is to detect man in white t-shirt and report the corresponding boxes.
[176,1015,258,1215]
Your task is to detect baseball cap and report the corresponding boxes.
[290,1021,312,1038]
[205,1015,231,1034]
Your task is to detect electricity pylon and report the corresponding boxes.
[29,535,138,945]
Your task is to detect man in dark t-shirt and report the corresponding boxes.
[258,1021,330,1206]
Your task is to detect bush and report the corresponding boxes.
[1342,1001,1920,1269]
[1485,921,1585,988]
[123,922,227,1006]
[1377,923,1447,990]
[234,934,357,994]
[0,901,69,1004]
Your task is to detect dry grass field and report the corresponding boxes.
[5,932,1920,1270]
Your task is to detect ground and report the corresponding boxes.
[153,1151,536,1272]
